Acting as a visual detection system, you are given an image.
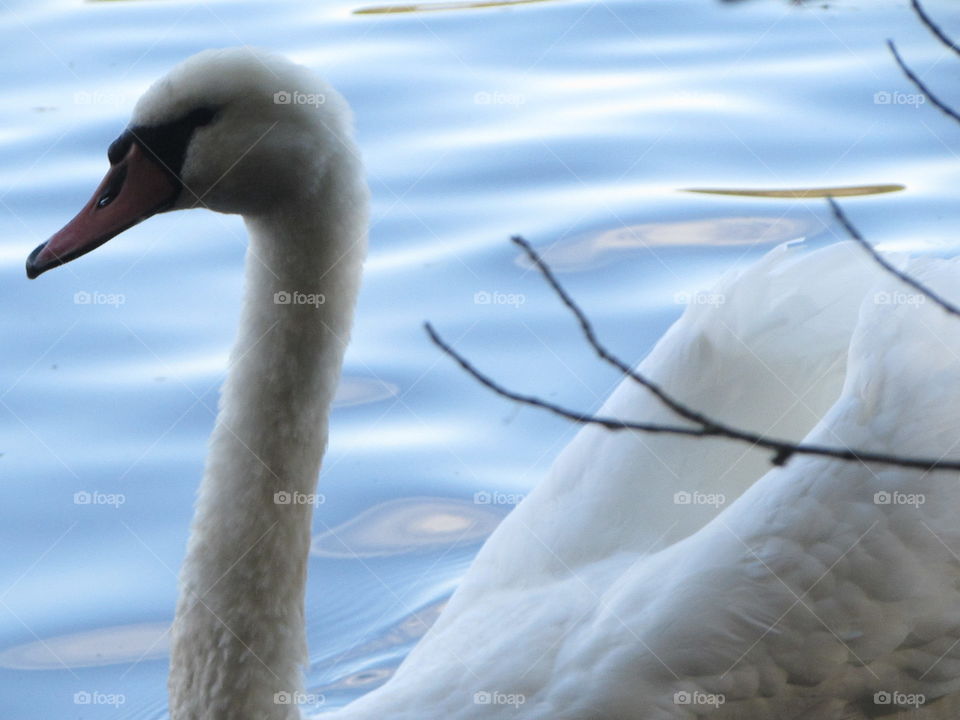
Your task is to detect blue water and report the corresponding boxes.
[2,0,960,717]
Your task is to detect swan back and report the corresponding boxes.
[325,245,960,719]
[459,241,885,593]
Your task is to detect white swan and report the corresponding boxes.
[29,49,367,719]
[27,48,960,720]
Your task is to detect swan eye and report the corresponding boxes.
[95,165,127,210]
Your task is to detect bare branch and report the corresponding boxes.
[512,235,722,429]
[828,197,960,319]
[425,320,960,472]
[426,235,960,472]
[424,322,702,437]
[910,0,960,59]
[887,39,960,126]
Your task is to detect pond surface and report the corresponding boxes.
[1,0,959,717]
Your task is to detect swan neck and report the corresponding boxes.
[169,158,367,719]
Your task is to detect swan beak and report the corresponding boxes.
[26,142,180,279]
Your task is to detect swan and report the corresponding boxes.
[26,48,960,719]
[29,48,368,719]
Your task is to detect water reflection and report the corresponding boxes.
[310,598,447,702]
[311,498,507,558]
[329,666,395,688]
[333,376,400,408]
[0,622,169,670]
[354,0,559,15]
[522,215,819,272]
[318,666,395,696]
[341,598,445,662]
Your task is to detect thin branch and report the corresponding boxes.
[910,0,960,59]
[425,321,960,472]
[512,235,723,429]
[828,197,960,319]
[424,322,702,438]
[427,232,960,472]
[887,39,960,126]
[513,235,832,452]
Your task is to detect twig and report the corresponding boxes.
[828,197,960,319]
[512,235,723,429]
[425,321,960,472]
[424,323,702,438]
[426,235,960,472]
[887,39,960,126]
[513,234,834,453]
[910,0,960,59]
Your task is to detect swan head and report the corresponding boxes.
[26,47,354,278]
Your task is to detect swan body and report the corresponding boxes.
[27,49,960,720]
[329,242,960,720]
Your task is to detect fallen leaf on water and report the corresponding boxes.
[355,0,556,14]
[683,184,904,198]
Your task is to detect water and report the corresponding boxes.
[2,0,959,717]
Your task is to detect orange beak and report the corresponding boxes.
[26,142,180,279]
